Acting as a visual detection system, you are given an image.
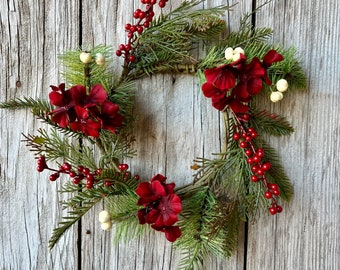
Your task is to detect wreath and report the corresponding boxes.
[0,0,307,269]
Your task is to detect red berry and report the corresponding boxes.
[49,173,59,181]
[248,127,255,133]
[273,189,280,196]
[134,175,140,181]
[251,165,258,172]
[61,162,71,171]
[257,169,264,176]
[159,1,166,8]
[73,177,81,185]
[78,166,84,172]
[116,50,122,56]
[270,183,279,190]
[82,167,90,175]
[252,155,260,163]
[125,23,131,30]
[137,26,144,34]
[139,11,146,19]
[143,21,150,28]
[118,164,129,171]
[69,171,76,178]
[86,174,94,182]
[129,25,136,33]
[247,158,253,164]
[104,181,112,187]
[264,191,272,199]
[37,166,45,172]
[86,183,93,189]
[245,149,252,156]
[95,168,103,175]
[119,44,125,50]
[250,132,258,138]
[245,136,252,142]
[128,55,136,62]
[276,205,283,213]
[251,175,258,182]
[243,114,250,121]
[262,162,271,171]
[125,43,131,51]
[269,206,277,215]
[239,141,247,148]
[233,133,240,140]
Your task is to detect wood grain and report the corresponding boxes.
[0,0,339,269]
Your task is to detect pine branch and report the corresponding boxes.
[250,109,294,136]
[105,190,149,244]
[0,97,51,111]
[49,185,114,249]
[126,1,229,80]
[175,187,239,269]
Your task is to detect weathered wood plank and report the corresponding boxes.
[0,0,80,269]
[80,0,251,269]
[247,1,340,269]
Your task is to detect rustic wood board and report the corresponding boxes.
[0,0,338,269]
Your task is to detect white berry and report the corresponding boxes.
[270,91,284,102]
[95,53,106,66]
[98,210,111,223]
[232,52,241,62]
[80,52,93,64]
[276,79,289,92]
[234,47,244,55]
[101,221,113,231]
[224,47,234,60]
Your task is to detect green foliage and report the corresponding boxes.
[105,190,149,243]
[49,185,113,249]
[126,1,229,79]
[22,128,97,169]
[175,187,239,270]
[250,109,295,136]
[58,45,114,89]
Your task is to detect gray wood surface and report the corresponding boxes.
[0,0,338,269]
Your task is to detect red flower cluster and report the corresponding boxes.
[202,50,283,113]
[136,174,182,242]
[48,83,123,137]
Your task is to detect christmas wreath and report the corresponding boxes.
[0,0,306,269]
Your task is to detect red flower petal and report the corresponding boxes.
[150,180,167,197]
[135,182,152,199]
[202,82,225,98]
[228,99,249,113]
[137,209,147,224]
[263,50,283,67]
[204,65,237,90]
[70,85,87,106]
[247,77,263,95]
[49,92,64,107]
[211,94,229,111]
[87,84,108,105]
[150,174,167,183]
[164,226,182,242]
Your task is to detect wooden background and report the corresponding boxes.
[0,0,339,269]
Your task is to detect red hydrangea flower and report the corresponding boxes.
[201,49,283,113]
[48,83,124,137]
[69,106,101,137]
[135,174,182,242]
[49,83,77,128]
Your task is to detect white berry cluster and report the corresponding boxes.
[270,79,289,102]
[79,52,106,66]
[98,210,113,231]
[224,47,245,62]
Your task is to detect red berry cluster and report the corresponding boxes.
[233,113,283,215]
[116,0,168,63]
[36,156,140,189]
[37,156,103,189]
